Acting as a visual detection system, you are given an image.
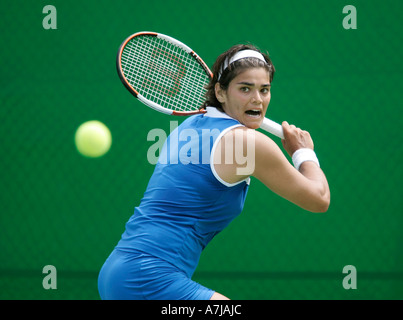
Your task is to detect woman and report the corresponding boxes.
[98,44,330,300]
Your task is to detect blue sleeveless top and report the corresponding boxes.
[116,107,250,277]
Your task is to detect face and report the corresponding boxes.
[215,67,271,129]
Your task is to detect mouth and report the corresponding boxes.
[245,109,262,118]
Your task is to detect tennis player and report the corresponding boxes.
[98,44,330,300]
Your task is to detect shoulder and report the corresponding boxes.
[212,126,284,184]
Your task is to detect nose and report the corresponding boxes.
[251,90,263,104]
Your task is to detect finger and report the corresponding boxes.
[281,121,290,137]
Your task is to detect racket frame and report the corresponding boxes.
[116,31,212,116]
[116,31,284,138]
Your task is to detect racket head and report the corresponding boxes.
[117,31,212,116]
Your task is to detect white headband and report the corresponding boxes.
[218,49,267,80]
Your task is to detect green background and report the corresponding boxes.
[1,0,402,299]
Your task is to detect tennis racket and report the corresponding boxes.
[116,31,284,139]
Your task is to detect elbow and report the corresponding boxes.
[287,182,331,213]
[310,194,330,213]
[314,198,330,213]
[305,201,329,213]
[300,187,330,213]
[296,195,330,213]
[321,202,330,213]
[309,183,331,213]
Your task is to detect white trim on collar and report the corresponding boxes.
[204,107,237,121]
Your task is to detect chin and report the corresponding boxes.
[249,124,260,129]
[242,113,264,129]
[244,120,262,129]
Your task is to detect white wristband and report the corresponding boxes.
[292,148,320,171]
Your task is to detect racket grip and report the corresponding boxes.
[260,117,285,139]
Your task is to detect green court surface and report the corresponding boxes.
[1,0,402,299]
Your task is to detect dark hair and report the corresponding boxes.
[203,44,275,110]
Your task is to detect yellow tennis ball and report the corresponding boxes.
[75,120,112,158]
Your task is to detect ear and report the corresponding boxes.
[215,82,226,104]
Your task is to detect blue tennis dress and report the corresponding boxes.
[98,107,250,300]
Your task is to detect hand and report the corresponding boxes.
[281,121,314,157]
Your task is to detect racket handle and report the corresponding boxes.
[260,117,285,139]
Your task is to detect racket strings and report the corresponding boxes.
[141,42,206,111]
[122,49,199,112]
[121,36,209,112]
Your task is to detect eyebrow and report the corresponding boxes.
[236,81,271,87]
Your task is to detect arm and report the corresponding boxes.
[253,121,330,212]
[213,123,330,212]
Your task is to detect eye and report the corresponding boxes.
[261,87,270,94]
[240,87,250,92]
